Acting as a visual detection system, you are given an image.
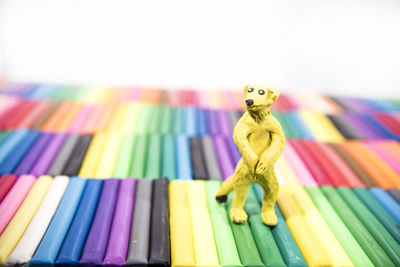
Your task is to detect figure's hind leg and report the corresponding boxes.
[258,170,279,226]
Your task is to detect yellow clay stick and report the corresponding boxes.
[120,103,142,133]
[169,181,195,267]
[107,104,129,132]
[187,181,220,267]
[95,132,123,178]
[314,111,344,142]
[0,175,52,264]
[299,111,343,142]
[288,185,353,267]
[277,186,332,267]
[78,132,108,178]
[276,155,302,186]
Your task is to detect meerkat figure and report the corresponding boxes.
[215,84,285,226]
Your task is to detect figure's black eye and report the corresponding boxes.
[247,88,254,93]
[258,89,265,95]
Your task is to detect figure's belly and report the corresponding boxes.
[248,131,271,156]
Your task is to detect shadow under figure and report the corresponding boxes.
[215,84,286,226]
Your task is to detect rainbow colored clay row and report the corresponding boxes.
[2,83,400,112]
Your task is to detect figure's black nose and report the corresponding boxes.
[246,99,254,107]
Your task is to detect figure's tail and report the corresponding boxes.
[215,175,235,203]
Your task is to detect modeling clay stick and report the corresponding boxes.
[7,176,69,265]
[190,137,208,180]
[173,107,184,134]
[107,104,127,131]
[205,181,242,267]
[287,112,314,139]
[327,114,364,139]
[46,134,79,176]
[169,181,195,267]
[369,188,400,224]
[145,134,161,178]
[0,131,40,175]
[93,104,116,132]
[306,186,373,267]
[387,188,400,204]
[14,133,54,175]
[149,105,163,134]
[149,178,170,266]
[354,188,400,244]
[227,193,264,267]
[176,135,193,180]
[283,142,317,186]
[0,174,17,202]
[217,110,233,136]
[228,110,241,128]
[213,136,235,180]
[250,188,307,267]
[31,133,67,176]
[162,134,176,181]
[5,101,36,129]
[0,131,12,145]
[95,132,123,178]
[245,189,286,267]
[80,179,119,265]
[322,186,395,267]
[126,179,151,265]
[301,140,347,186]
[113,134,136,178]
[185,106,198,136]
[197,108,208,135]
[68,105,94,133]
[201,136,222,180]
[29,177,86,266]
[274,113,293,138]
[374,141,400,163]
[187,181,220,266]
[78,132,108,178]
[277,187,332,267]
[207,109,219,135]
[40,102,70,131]
[62,134,93,176]
[136,105,153,134]
[343,113,380,139]
[281,112,300,138]
[365,142,400,175]
[290,140,331,185]
[0,175,36,234]
[2,101,35,129]
[224,139,239,167]
[55,103,82,132]
[160,105,173,134]
[289,185,353,267]
[339,142,400,189]
[328,143,377,187]
[56,179,103,265]
[130,134,148,178]
[315,112,345,142]
[318,143,365,188]
[0,130,28,167]
[104,179,136,265]
[121,103,141,133]
[275,155,302,185]
[338,187,400,265]
[80,105,102,133]
[0,175,52,264]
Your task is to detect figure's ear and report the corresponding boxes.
[267,88,280,105]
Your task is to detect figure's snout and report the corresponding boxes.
[245,99,254,107]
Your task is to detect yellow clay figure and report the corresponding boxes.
[215,85,285,226]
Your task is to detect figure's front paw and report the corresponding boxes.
[261,209,278,226]
[255,161,271,175]
[230,208,248,223]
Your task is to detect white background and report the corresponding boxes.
[0,0,399,96]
